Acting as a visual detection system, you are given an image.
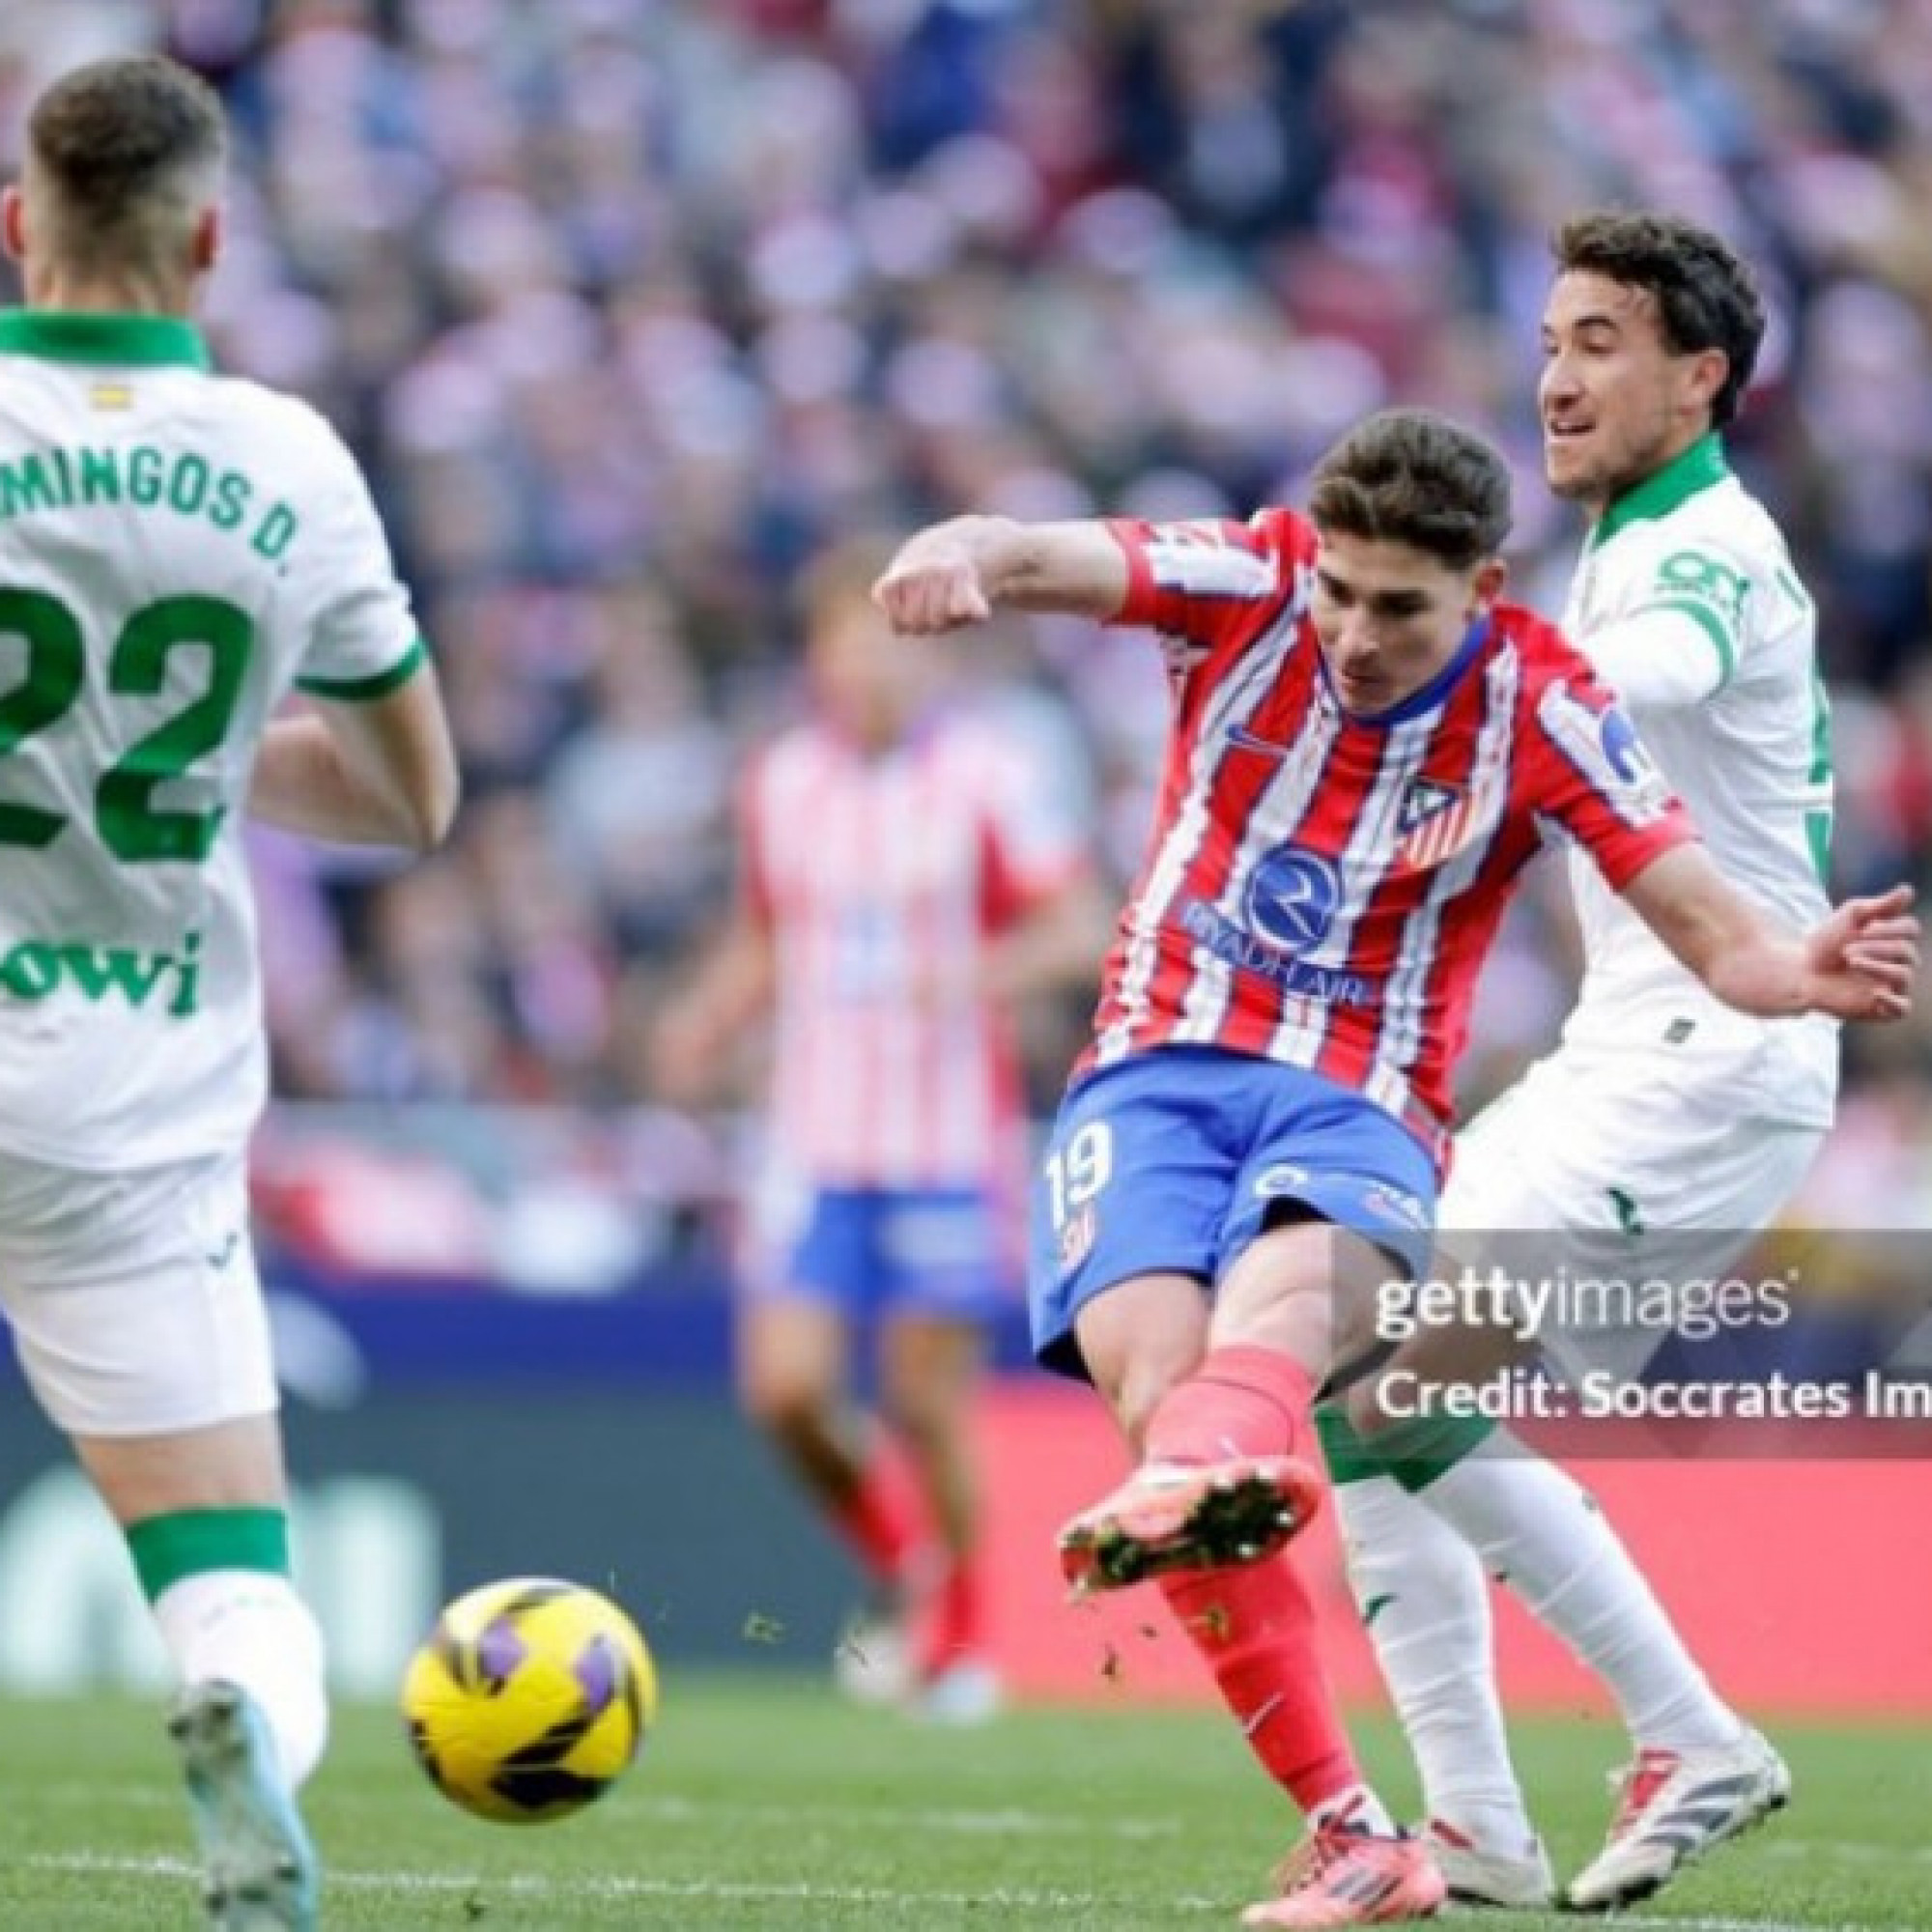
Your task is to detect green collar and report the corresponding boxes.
[1589,432,1730,546]
[0,309,210,370]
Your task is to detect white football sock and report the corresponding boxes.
[154,1570,328,1788]
[1336,1473,1537,1850]
[1418,1435,1743,1752]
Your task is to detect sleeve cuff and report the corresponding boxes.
[297,635,428,700]
[1103,519,1153,624]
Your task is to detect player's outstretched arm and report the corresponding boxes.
[250,667,460,851]
[647,915,776,1107]
[1621,844,1918,1023]
[873,516,1128,633]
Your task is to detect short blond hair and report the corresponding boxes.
[797,533,905,637]
[26,55,226,277]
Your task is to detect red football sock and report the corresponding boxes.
[916,1554,987,1677]
[1159,1555,1360,1813]
[826,1444,922,1587]
[1144,1344,1315,1466]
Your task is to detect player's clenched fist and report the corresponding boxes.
[872,514,1129,634]
[872,527,993,634]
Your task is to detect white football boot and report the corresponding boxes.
[916,1658,1003,1726]
[1421,1817,1555,1907]
[832,1603,915,1706]
[170,1679,319,1931]
[1564,1726,1791,1912]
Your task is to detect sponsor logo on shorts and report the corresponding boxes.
[1606,1185,1646,1239]
[1253,1163,1313,1199]
[1361,1181,1429,1233]
[1058,1203,1097,1275]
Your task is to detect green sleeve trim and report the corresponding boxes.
[298,635,427,701]
[126,1508,290,1601]
[1637,598,1737,686]
[1805,668,1833,784]
[1805,807,1833,884]
[1804,668,1833,881]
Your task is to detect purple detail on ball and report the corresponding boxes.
[575,1634,620,1719]
[475,1615,527,1692]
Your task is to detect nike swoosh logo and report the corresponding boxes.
[1227,723,1292,755]
[203,1233,240,1269]
[1243,1691,1285,1737]
[1362,1593,1396,1629]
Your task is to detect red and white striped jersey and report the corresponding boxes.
[1086,508,1695,1167]
[744,707,1087,1186]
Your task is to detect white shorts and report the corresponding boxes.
[1437,1047,1825,1381]
[0,1148,277,1437]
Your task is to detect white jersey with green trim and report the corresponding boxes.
[0,309,423,1168]
[1556,433,1836,1125]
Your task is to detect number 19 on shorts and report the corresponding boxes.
[1043,1121,1113,1271]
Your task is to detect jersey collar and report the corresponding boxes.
[1589,432,1730,547]
[0,309,211,369]
[1326,613,1492,728]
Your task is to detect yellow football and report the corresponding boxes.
[401,1577,657,1824]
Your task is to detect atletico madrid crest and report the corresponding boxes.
[1396,777,1480,870]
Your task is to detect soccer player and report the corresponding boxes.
[873,410,1914,1928]
[0,56,458,1931]
[1322,212,1852,1911]
[653,537,1108,1721]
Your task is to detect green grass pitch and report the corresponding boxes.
[0,1681,1926,1928]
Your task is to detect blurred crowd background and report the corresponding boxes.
[5,0,1932,1284]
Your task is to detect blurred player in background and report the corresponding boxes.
[0,55,458,1932]
[654,537,1109,1721]
[876,408,1912,1927]
[1324,212,1842,1912]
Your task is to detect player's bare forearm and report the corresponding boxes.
[690,923,777,1041]
[873,517,1128,632]
[650,919,776,1104]
[1699,935,1822,1017]
[1623,844,1918,1022]
[249,715,454,850]
[252,670,459,851]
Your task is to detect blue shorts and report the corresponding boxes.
[1028,1047,1437,1378]
[765,1186,1008,1323]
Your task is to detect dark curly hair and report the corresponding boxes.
[1308,410,1513,569]
[1551,211,1766,429]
